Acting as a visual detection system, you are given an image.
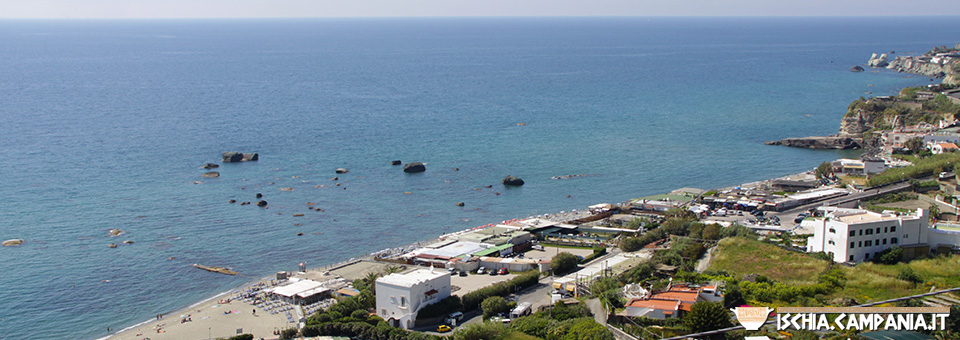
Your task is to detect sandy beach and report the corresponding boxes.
[104,281,297,340]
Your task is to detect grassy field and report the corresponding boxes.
[707,237,828,285]
[707,236,960,303]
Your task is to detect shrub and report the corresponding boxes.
[897,267,923,284]
[227,335,254,340]
[872,246,903,265]
[481,296,510,319]
[452,321,507,340]
[280,328,299,340]
[350,309,369,320]
[580,247,607,263]
[551,252,579,275]
[619,237,644,252]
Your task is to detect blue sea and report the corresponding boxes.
[0,16,957,339]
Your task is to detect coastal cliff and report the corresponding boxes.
[879,43,960,85]
[764,136,862,149]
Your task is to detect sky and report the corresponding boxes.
[3,0,960,18]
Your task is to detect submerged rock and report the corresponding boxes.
[850,65,864,72]
[202,171,220,178]
[256,200,268,207]
[228,199,237,204]
[391,160,402,166]
[107,244,118,248]
[202,163,220,169]
[502,175,525,186]
[335,168,349,174]
[455,202,465,207]
[108,229,124,237]
[403,162,426,173]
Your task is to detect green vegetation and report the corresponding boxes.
[550,252,579,275]
[682,301,732,339]
[911,179,941,191]
[481,296,510,319]
[865,192,918,204]
[462,271,539,311]
[416,295,462,320]
[227,334,254,340]
[280,328,299,340]
[508,301,612,340]
[454,322,507,340]
[867,152,960,187]
[815,162,833,180]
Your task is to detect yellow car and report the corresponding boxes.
[437,325,452,333]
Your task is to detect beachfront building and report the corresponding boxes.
[375,269,451,329]
[806,207,929,263]
[929,142,959,154]
[616,283,720,320]
[268,278,333,305]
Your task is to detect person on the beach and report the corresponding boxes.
[253,308,256,316]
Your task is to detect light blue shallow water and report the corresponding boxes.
[0,17,956,339]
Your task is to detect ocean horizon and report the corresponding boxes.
[0,16,956,339]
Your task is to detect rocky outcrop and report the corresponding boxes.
[839,107,872,137]
[502,175,525,186]
[335,168,349,174]
[256,200,268,207]
[455,202,465,207]
[850,65,864,72]
[222,152,259,162]
[2,239,24,247]
[202,163,220,169]
[867,53,889,68]
[403,162,426,173]
[202,171,220,178]
[765,136,862,149]
[391,160,402,166]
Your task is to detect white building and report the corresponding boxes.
[375,269,451,329]
[806,207,928,263]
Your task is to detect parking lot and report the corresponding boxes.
[450,271,518,296]
[522,245,595,262]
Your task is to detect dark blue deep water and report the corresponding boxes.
[0,17,957,339]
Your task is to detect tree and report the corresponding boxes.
[905,137,927,154]
[723,285,745,308]
[279,328,299,340]
[551,252,579,275]
[872,246,903,265]
[897,267,923,285]
[453,321,507,340]
[481,296,510,319]
[815,162,833,180]
[619,237,643,252]
[702,224,721,240]
[683,301,732,335]
[227,335,254,340]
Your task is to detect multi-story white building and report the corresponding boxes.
[806,207,928,263]
[375,269,451,329]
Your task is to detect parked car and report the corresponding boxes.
[444,312,464,325]
[489,269,498,276]
[498,268,509,275]
[476,267,486,274]
[459,270,468,277]
[794,213,808,224]
[532,244,544,251]
[437,325,452,333]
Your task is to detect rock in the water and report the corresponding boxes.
[867,53,889,68]
[403,162,426,173]
[850,65,864,72]
[2,239,24,247]
[202,171,220,178]
[764,136,862,149]
[391,160,402,166]
[297,232,305,236]
[222,152,259,162]
[256,193,263,198]
[335,168,349,174]
[293,213,305,217]
[501,175,525,186]
[122,240,135,244]
[256,200,268,207]
[241,201,251,205]
[222,152,243,162]
[483,185,493,188]
[455,202,465,207]
[280,187,294,191]
[228,199,237,204]
[107,243,118,248]
[108,229,124,237]
[202,163,220,169]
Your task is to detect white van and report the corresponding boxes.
[445,311,464,325]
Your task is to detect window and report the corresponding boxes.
[850,230,856,237]
[381,309,387,316]
[891,226,896,233]
[850,242,855,248]
[866,229,873,235]
[859,241,863,247]
[828,240,835,245]
[892,237,898,244]
[876,227,881,234]
[859,230,863,236]
[884,227,888,233]
[829,228,836,233]
[865,253,871,259]
[866,240,872,247]
[883,239,887,245]
[849,255,855,262]
[400,296,406,307]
